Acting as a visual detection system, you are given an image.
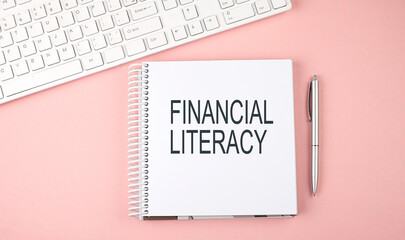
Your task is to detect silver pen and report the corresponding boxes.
[308,75,319,197]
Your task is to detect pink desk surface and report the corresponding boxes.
[1,0,404,239]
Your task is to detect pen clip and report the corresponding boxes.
[307,80,312,122]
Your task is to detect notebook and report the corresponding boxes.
[128,60,297,220]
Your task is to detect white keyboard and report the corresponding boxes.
[0,0,291,104]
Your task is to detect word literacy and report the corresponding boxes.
[170,100,274,154]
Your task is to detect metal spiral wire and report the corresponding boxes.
[128,63,149,219]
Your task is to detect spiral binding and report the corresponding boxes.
[128,63,149,219]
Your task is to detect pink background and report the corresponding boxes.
[1,0,405,239]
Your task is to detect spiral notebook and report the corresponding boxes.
[128,60,297,220]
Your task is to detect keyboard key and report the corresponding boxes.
[130,2,158,21]
[43,16,60,32]
[99,15,114,31]
[125,39,146,56]
[51,31,68,46]
[20,40,36,56]
[62,0,78,9]
[91,35,107,50]
[0,32,14,48]
[0,52,6,65]
[16,0,31,3]
[172,25,187,41]
[223,4,255,24]
[13,60,30,76]
[106,0,121,11]
[74,6,91,22]
[183,5,198,21]
[79,0,93,4]
[59,12,75,27]
[5,46,21,62]
[162,0,177,10]
[90,1,106,17]
[0,65,14,81]
[271,0,286,9]
[2,0,16,9]
[218,0,234,9]
[76,40,91,55]
[27,55,45,71]
[203,15,219,31]
[36,36,52,51]
[1,60,83,96]
[27,22,44,38]
[44,49,60,65]
[82,20,99,36]
[12,27,29,42]
[46,0,63,15]
[114,10,130,26]
[123,17,163,40]
[255,0,271,14]
[104,46,125,63]
[68,25,83,41]
[59,45,76,61]
[188,20,203,36]
[123,0,137,7]
[107,29,123,45]
[1,15,17,30]
[179,0,193,5]
[82,53,103,70]
[32,5,47,20]
[146,32,167,49]
[16,10,32,25]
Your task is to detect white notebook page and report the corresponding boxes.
[145,60,296,217]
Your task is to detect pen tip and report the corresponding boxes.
[313,192,316,197]
[313,75,317,81]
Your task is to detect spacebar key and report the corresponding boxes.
[2,60,83,97]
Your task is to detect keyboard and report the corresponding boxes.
[0,0,291,104]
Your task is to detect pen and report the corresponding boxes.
[308,75,319,197]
